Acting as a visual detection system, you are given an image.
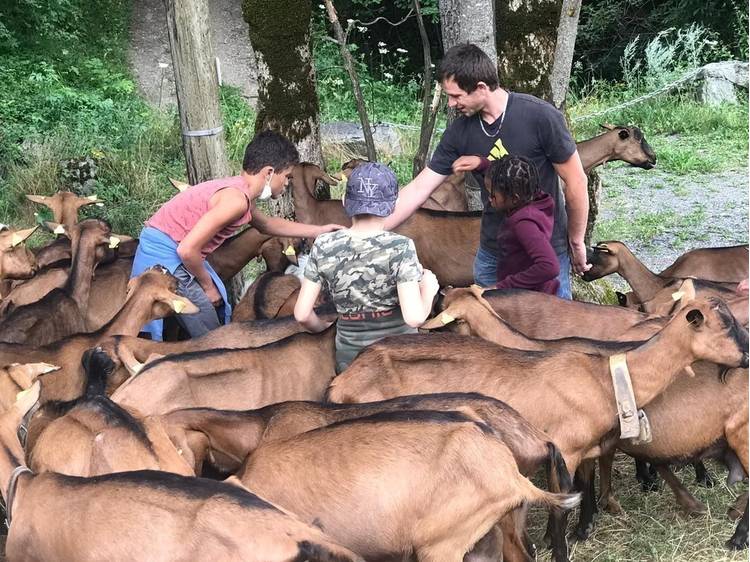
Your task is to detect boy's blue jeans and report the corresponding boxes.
[473,245,572,299]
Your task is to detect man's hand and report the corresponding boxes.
[419,268,440,297]
[452,156,482,173]
[569,239,591,275]
[737,278,749,294]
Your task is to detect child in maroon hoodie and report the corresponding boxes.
[482,155,560,294]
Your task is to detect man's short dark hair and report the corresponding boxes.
[242,130,300,173]
[437,43,499,94]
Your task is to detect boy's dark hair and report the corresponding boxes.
[487,155,540,207]
[242,130,300,173]
[437,43,499,94]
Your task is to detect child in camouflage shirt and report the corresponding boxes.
[294,162,439,373]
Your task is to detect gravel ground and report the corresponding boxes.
[594,163,748,276]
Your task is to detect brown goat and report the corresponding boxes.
[0,267,198,404]
[576,124,657,171]
[162,393,575,562]
[26,191,103,226]
[424,286,662,348]
[103,313,317,369]
[584,241,741,303]
[328,298,749,543]
[28,348,194,477]
[597,364,749,549]
[0,226,38,287]
[111,326,337,416]
[0,382,365,562]
[238,410,579,562]
[207,226,299,281]
[640,277,741,317]
[232,272,303,321]
[0,219,119,345]
[660,244,749,283]
[476,288,661,340]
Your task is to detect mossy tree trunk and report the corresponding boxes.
[495,0,561,100]
[243,0,325,220]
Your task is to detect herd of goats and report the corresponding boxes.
[0,123,746,561]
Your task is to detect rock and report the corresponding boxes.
[698,61,749,105]
[321,121,403,158]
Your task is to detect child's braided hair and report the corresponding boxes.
[486,155,540,208]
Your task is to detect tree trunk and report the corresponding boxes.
[439,0,497,61]
[164,0,230,184]
[549,0,582,110]
[438,0,496,210]
[495,0,562,100]
[243,0,324,219]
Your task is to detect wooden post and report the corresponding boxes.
[164,0,230,184]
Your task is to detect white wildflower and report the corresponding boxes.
[396,48,408,54]
[347,18,354,24]
[377,41,386,47]
[318,4,324,9]
[383,72,394,80]
[379,48,388,54]
[357,25,367,32]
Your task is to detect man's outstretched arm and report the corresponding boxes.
[384,167,448,230]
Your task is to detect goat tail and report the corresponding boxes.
[80,347,116,398]
[296,540,365,562]
[522,477,581,512]
[545,442,574,494]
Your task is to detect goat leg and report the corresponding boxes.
[654,465,707,515]
[634,459,660,491]
[726,499,749,550]
[572,460,597,541]
[597,450,624,515]
[730,493,749,521]
[693,460,715,487]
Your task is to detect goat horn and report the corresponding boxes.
[683,365,696,377]
[172,300,186,314]
[283,245,296,256]
[108,236,121,249]
[53,224,66,235]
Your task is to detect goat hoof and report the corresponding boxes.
[639,479,660,492]
[603,499,624,515]
[683,503,708,517]
[570,525,593,543]
[725,536,748,550]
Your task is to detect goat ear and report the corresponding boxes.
[618,129,630,139]
[600,123,615,131]
[10,226,38,247]
[25,194,50,206]
[420,311,455,330]
[686,309,705,327]
[6,363,59,389]
[168,178,190,192]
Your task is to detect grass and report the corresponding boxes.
[527,454,748,562]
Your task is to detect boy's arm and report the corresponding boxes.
[294,278,332,332]
[495,219,560,290]
[397,269,440,327]
[250,207,343,238]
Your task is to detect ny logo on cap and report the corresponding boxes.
[357,177,380,198]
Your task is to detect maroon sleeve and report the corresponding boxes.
[495,219,560,289]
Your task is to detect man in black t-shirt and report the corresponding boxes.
[385,43,590,298]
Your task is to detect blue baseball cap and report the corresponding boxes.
[344,162,399,218]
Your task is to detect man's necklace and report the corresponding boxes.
[479,111,505,138]
[478,94,509,138]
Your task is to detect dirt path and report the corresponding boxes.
[128,0,258,108]
[594,164,748,279]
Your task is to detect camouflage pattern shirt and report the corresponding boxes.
[304,229,423,314]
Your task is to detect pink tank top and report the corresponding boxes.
[146,175,252,257]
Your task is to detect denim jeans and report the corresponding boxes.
[473,245,572,299]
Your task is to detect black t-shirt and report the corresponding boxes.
[428,92,576,255]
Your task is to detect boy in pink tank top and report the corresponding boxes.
[131,130,342,340]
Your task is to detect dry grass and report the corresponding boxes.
[527,454,748,561]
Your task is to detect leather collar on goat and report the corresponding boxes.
[5,465,32,528]
[609,354,652,444]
